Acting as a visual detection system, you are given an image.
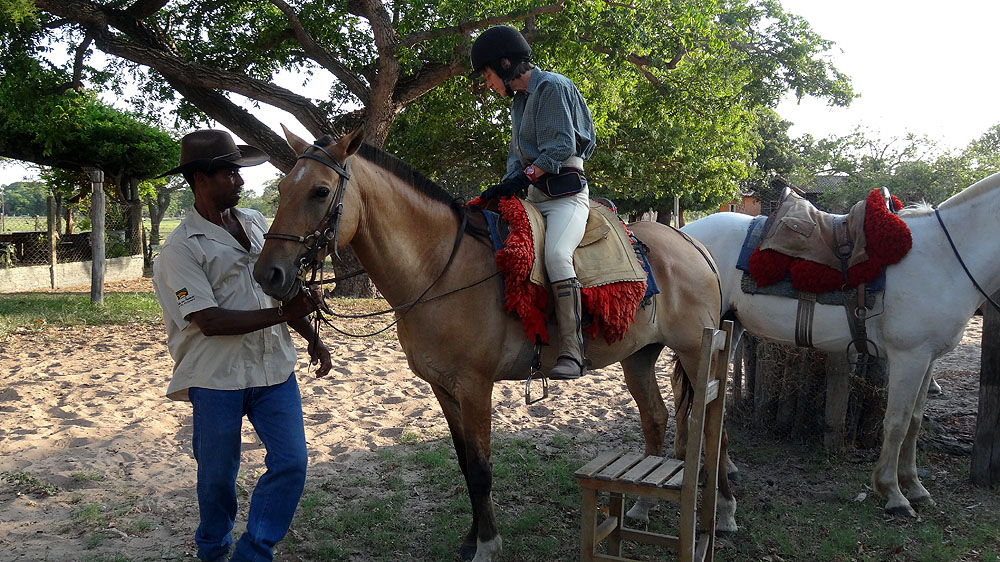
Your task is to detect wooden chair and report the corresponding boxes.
[575,320,734,562]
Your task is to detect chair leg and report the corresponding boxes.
[581,488,597,561]
[609,492,624,557]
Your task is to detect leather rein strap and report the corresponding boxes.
[936,208,1000,312]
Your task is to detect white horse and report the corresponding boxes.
[681,172,1000,518]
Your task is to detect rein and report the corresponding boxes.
[935,208,1000,312]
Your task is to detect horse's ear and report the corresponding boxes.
[281,124,310,155]
[340,127,364,157]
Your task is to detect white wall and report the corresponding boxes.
[0,256,145,292]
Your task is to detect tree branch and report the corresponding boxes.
[398,1,567,48]
[167,80,298,172]
[267,0,371,105]
[57,31,94,94]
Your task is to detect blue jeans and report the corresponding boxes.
[189,374,307,562]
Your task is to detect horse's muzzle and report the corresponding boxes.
[254,262,299,303]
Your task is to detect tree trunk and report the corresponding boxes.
[146,190,171,247]
[122,178,143,255]
[972,291,1000,485]
[328,246,375,299]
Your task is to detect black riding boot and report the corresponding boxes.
[549,277,586,380]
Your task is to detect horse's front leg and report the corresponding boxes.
[459,387,502,562]
[874,353,932,518]
[432,382,502,562]
[898,360,937,507]
[430,385,480,559]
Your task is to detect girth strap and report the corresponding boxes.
[795,292,816,347]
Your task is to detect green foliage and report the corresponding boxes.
[12,0,856,218]
[0,470,60,496]
[783,125,1000,213]
[0,180,48,215]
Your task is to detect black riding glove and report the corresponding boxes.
[481,172,531,200]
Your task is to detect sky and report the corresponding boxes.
[3,1,999,193]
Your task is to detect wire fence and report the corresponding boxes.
[0,200,143,269]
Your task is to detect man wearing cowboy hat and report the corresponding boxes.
[152,129,331,562]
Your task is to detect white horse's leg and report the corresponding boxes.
[874,352,932,518]
[899,361,937,507]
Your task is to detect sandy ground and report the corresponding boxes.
[0,277,985,561]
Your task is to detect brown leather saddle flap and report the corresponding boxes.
[526,201,646,288]
[759,190,869,270]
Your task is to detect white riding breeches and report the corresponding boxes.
[526,184,590,282]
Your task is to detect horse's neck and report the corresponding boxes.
[349,166,462,306]
[920,182,1000,299]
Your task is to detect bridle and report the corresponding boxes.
[263,141,352,281]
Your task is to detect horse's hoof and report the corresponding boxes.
[458,541,476,561]
[885,504,918,519]
[908,494,936,508]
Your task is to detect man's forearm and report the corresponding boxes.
[188,306,301,336]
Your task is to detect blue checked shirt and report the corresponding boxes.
[504,68,597,179]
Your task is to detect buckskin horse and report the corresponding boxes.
[253,127,736,561]
[682,172,1000,519]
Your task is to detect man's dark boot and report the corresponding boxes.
[549,277,586,380]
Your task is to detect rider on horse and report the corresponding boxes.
[470,25,597,380]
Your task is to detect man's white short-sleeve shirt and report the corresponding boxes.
[153,208,297,400]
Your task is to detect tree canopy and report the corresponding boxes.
[6,0,855,214]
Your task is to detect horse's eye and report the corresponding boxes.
[315,186,331,198]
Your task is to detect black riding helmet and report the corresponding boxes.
[469,25,532,81]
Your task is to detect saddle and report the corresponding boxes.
[748,187,911,294]
[743,187,912,350]
[482,197,655,345]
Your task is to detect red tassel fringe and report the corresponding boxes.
[495,197,549,343]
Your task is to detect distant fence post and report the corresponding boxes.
[47,196,57,289]
[86,167,106,304]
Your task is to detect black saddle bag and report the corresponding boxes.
[538,168,585,197]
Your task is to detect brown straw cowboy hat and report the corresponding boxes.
[159,129,269,177]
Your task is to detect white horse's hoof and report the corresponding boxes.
[470,536,502,562]
[716,495,738,533]
[626,498,655,523]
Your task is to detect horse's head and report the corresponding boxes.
[253,125,365,301]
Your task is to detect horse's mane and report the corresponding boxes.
[897,201,934,217]
[357,142,460,208]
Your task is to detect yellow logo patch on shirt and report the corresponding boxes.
[175,288,189,300]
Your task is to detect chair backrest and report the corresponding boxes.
[678,320,734,550]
